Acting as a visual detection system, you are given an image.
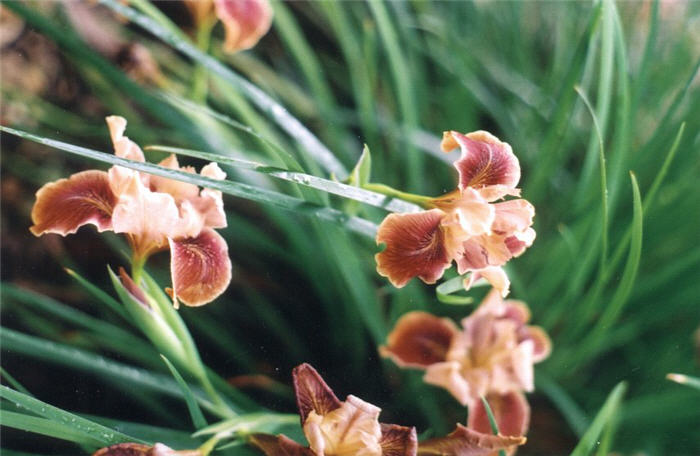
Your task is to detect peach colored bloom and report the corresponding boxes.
[375,131,534,297]
[250,363,524,456]
[30,116,231,307]
[184,0,273,53]
[381,290,550,439]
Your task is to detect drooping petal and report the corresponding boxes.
[214,0,273,53]
[468,392,530,454]
[149,154,199,202]
[380,312,458,368]
[376,210,451,288]
[518,326,551,363]
[168,228,232,307]
[380,423,418,456]
[464,267,511,298]
[417,424,525,456]
[292,363,342,424]
[303,395,383,456]
[424,361,473,406]
[30,170,117,236]
[444,131,520,191]
[477,185,521,203]
[112,173,179,257]
[248,434,315,456]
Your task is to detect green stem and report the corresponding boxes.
[362,183,433,207]
[192,18,216,102]
[198,435,221,456]
[199,371,235,418]
[130,255,146,285]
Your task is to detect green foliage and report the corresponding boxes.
[2,0,699,454]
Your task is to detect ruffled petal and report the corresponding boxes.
[106,116,145,163]
[424,361,473,406]
[303,395,382,456]
[518,326,551,363]
[112,173,179,257]
[92,443,152,456]
[194,163,227,229]
[214,0,273,53]
[380,423,418,456]
[376,210,451,288]
[168,228,232,307]
[444,131,520,191]
[456,236,512,273]
[105,116,149,195]
[30,170,117,236]
[149,154,199,202]
[293,363,342,424]
[433,188,494,238]
[380,311,458,368]
[248,434,315,456]
[464,267,511,298]
[491,200,534,235]
[417,424,525,456]
[468,392,530,454]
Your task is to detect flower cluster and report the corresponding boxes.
[375,131,535,297]
[249,363,526,456]
[381,290,551,443]
[30,116,232,307]
[184,0,273,53]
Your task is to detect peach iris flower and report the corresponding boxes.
[381,290,551,442]
[375,131,535,297]
[30,116,231,307]
[184,0,273,53]
[250,363,525,456]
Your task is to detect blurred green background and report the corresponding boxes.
[1,0,699,454]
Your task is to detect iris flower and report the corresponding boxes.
[249,363,525,456]
[375,131,534,297]
[30,116,231,307]
[184,0,273,53]
[380,290,551,441]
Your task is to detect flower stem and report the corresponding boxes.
[362,183,433,207]
[191,18,215,102]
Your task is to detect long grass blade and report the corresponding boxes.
[98,0,347,178]
[0,126,378,238]
[0,385,143,445]
[569,382,626,456]
[160,355,208,430]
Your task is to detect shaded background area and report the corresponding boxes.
[2,1,700,454]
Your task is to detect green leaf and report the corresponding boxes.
[435,275,475,306]
[98,0,347,178]
[349,144,373,188]
[145,144,419,213]
[0,385,143,445]
[569,382,627,456]
[666,373,700,391]
[193,413,299,438]
[0,367,32,397]
[64,267,129,320]
[0,125,379,238]
[161,355,208,430]
[0,411,105,447]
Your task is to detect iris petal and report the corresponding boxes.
[468,392,530,456]
[445,131,520,191]
[417,423,525,456]
[380,423,418,456]
[380,311,458,368]
[292,363,342,424]
[30,170,116,236]
[168,228,232,307]
[214,0,273,53]
[376,210,452,287]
